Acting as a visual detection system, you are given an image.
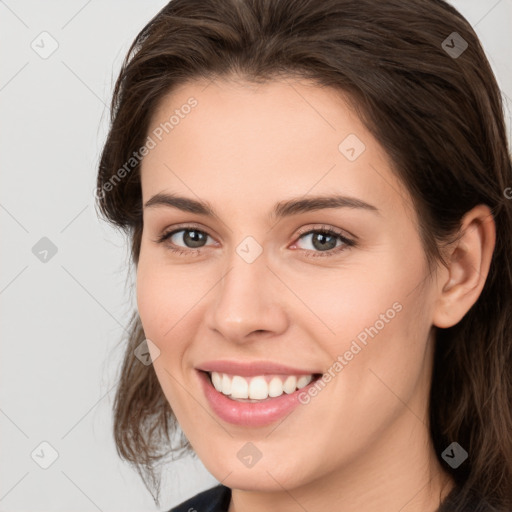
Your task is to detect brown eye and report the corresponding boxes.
[292,226,356,258]
[156,226,215,256]
[166,229,209,249]
[298,231,340,251]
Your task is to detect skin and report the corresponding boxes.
[136,76,496,512]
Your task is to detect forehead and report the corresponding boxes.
[140,77,412,220]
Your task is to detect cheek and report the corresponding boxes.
[136,246,198,341]
[302,244,432,395]
[135,256,193,411]
[136,263,167,339]
[282,257,411,355]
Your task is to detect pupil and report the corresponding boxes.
[185,230,206,248]
[313,233,336,251]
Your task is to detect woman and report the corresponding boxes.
[96,0,512,510]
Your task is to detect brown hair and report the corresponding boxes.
[96,0,512,509]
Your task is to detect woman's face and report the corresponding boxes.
[137,77,445,491]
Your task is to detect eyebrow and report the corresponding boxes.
[144,192,380,220]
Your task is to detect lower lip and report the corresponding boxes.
[198,370,316,427]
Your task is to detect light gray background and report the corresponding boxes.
[1,1,511,511]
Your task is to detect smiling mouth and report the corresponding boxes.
[203,370,323,402]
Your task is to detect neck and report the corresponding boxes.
[228,372,455,512]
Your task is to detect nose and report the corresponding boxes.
[204,246,289,344]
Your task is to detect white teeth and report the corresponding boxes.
[221,373,232,395]
[283,375,297,394]
[268,376,284,397]
[230,376,249,399]
[209,372,314,400]
[297,375,312,389]
[211,371,222,392]
[248,376,268,400]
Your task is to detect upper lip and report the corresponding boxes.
[196,360,320,377]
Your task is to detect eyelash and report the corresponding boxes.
[154,223,356,258]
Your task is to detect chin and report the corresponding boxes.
[198,449,315,492]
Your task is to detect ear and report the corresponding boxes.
[432,204,496,329]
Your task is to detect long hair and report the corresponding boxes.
[96,0,512,509]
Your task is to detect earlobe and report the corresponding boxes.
[432,205,496,329]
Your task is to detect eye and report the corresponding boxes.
[154,223,356,258]
[291,225,356,258]
[155,225,215,256]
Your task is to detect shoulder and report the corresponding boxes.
[167,484,231,512]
